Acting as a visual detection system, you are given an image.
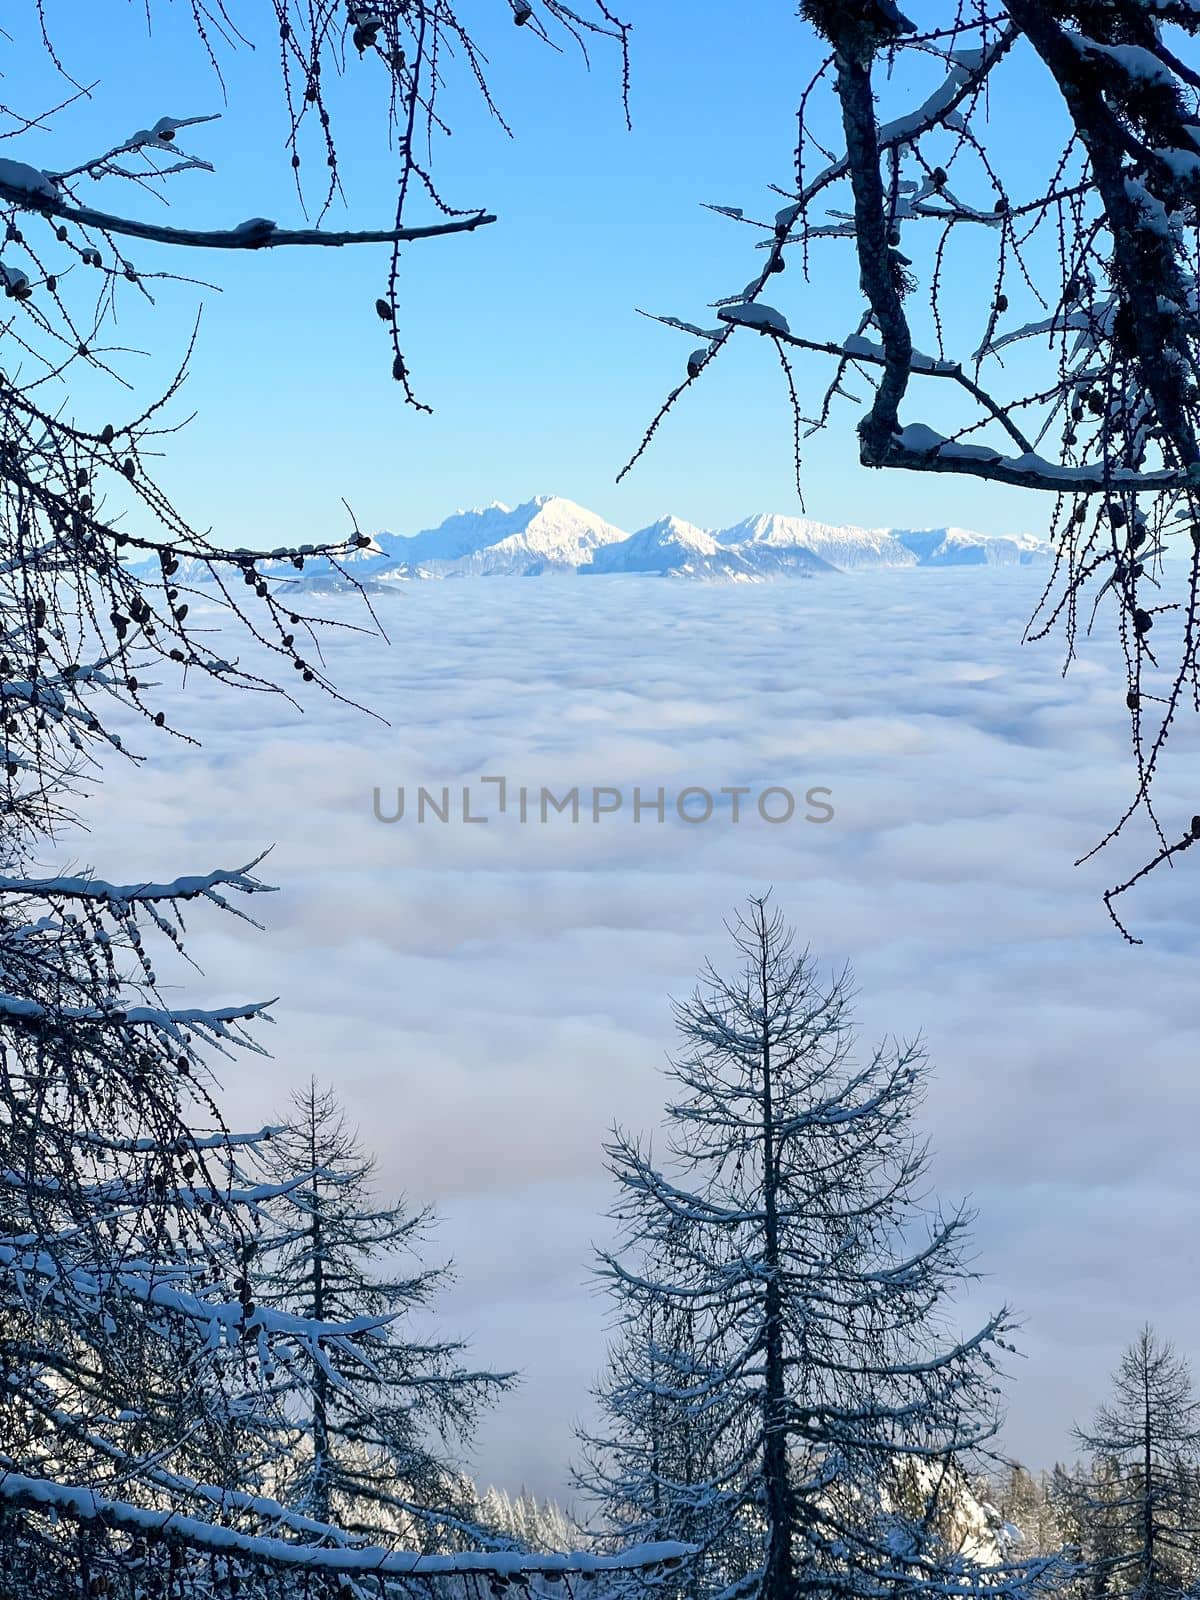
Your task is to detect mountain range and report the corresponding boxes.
[150,496,1050,588]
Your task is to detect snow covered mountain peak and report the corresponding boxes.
[381,494,629,576]
[501,494,629,562]
[588,514,760,577]
[719,513,918,570]
[891,525,1050,565]
[645,513,718,549]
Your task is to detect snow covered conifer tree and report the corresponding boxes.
[587,896,1062,1600]
[985,1466,1068,1563]
[467,1482,582,1554]
[257,1082,513,1545]
[1064,1329,1200,1600]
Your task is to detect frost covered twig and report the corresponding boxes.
[630,1,1200,932]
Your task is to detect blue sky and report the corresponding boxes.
[12,2,1056,542]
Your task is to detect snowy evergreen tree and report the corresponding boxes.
[257,1082,513,1545]
[582,897,1061,1600]
[471,1484,583,1555]
[982,1466,1071,1563]
[1063,1329,1200,1600]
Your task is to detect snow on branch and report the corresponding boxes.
[0,1470,689,1581]
[629,1,1200,926]
[886,425,1200,492]
[0,858,276,909]
[0,166,497,250]
[0,993,273,1040]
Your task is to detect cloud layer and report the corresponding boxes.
[77,567,1200,1508]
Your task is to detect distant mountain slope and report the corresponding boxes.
[718,512,918,570]
[588,515,772,579]
[891,526,1048,566]
[128,496,1048,586]
[379,495,630,577]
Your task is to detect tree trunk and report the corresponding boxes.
[306,1092,331,1526]
[1143,1357,1155,1600]
[758,922,793,1600]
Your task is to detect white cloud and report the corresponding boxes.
[79,567,1200,1503]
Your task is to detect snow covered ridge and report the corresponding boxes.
[135,495,1049,587]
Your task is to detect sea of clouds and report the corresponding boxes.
[75,566,1200,1508]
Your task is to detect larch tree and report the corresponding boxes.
[585,896,1065,1600]
[1065,1328,1200,1600]
[0,4,686,1595]
[257,1082,512,1546]
[627,3,1200,932]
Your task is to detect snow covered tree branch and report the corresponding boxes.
[0,159,496,252]
[628,2,1200,935]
